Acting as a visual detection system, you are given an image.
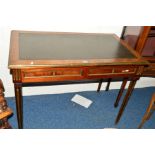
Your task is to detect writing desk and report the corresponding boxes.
[8,31,148,129]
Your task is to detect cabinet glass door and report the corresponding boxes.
[141,27,155,57]
[122,26,155,58]
[121,26,142,49]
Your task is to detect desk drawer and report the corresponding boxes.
[88,67,113,76]
[22,68,84,82]
[88,66,136,76]
[114,67,135,74]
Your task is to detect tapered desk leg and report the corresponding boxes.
[14,83,23,129]
[97,79,103,92]
[105,78,111,91]
[115,79,137,124]
[114,79,127,108]
[138,93,155,129]
[97,78,111,92]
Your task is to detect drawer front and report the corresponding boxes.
[54,69,82,76]
[22,68,84,82]
[114,67,135,74]
[21,66,138,83]
[88,66,136,77]
[88,67,113,76]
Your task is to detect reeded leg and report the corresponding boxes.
[114,79,127,108]
[14,83,23,129]
[105,78,111,91]
[115,79,137,124]
[97,79,103,92]
[138,93,155,129]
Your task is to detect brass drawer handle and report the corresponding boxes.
[122,69,129,73]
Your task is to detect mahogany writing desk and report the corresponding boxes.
[8,30,148,129]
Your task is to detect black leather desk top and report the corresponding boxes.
[19,32,136,60]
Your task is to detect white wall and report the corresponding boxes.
[0,0,155,97]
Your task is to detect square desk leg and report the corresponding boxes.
[14,83,23,129]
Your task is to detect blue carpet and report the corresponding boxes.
[6,87,155,129]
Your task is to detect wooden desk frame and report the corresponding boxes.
[8,31,148,129]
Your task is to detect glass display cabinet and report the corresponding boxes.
[121,26,155,76]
